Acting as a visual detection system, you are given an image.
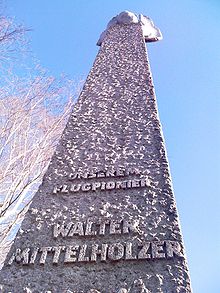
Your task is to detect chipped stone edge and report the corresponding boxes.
[97,10,163,46]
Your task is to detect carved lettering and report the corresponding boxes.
[127,180,132,188]
[61,184,68,193]
[85,220,96,236]
[53,222,73,238]
[140,178,146,187]
[91,182,101,191]
[108,243,124,261]
[78,245,89,262]
[88,172,96,179]
[80,172,89,179]
[115,181,127,189]
[90,244,108,262]
[131,179,140,188]
[98,219,110,235]
[52,246,65,264]
[70,184,81,192]
[29,247,39,264]
[53,176,151,194]
[81,183,91,191]
[123,220,139,234]
[69,172,88,180]
[53,219,139,238]
[115,168,125,177]
[106,181,116,190]
[68,222,84,236]
[53,168,151,195]
[8,240,183,266]
[109,220,121,234]
[68,173,77,180]
[125,242,136,260]
[64,245,79,263]
[166,240,184,258]
[53,185,62,194]
[140,177,150,187]
[97,171,105,178]
[105,170,115,177]
[8,248,30,265]
[138,243,151,259]
[100,182,106,190]
[39,247,52,264]
[151,241,165,259]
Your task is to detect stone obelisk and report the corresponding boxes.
[0,11,192,293]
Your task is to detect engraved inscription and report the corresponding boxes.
[8,240,183,266]
[53,219,139,238]
[52,168,150,195]
[68,167,141,180]
[53,178,150,194]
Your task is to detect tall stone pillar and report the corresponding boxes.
[0,11,192,293]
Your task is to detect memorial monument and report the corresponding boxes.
[0,11,192,293]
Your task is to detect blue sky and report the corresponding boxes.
[6,1,220,292]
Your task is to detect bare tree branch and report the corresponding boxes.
[0,11,84,268]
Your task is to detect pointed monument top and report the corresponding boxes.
[0,10,192,292]
[97,11,163,46]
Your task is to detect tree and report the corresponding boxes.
[0,12,81,267]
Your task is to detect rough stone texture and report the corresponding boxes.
[0,21,192,293]
[97,11,162,46]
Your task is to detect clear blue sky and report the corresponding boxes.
[6,1,220,292]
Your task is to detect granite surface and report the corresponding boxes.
[0,20,192,293]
